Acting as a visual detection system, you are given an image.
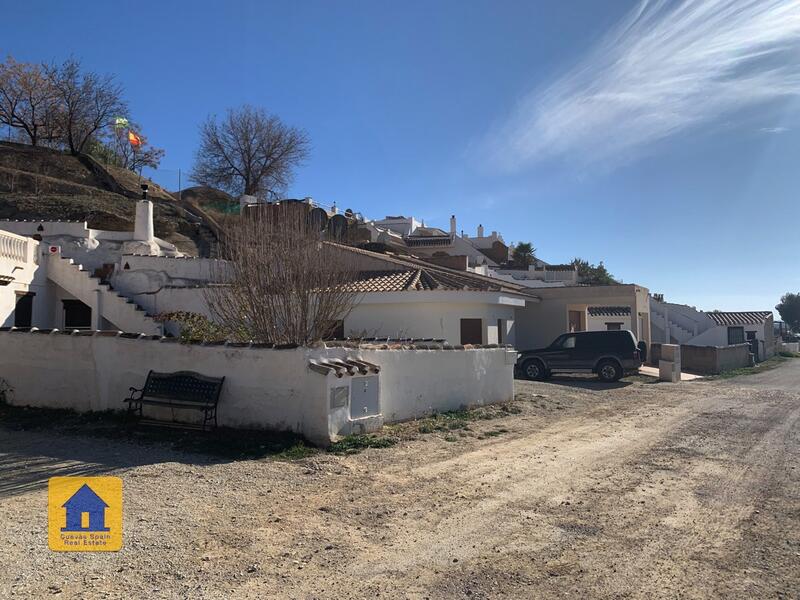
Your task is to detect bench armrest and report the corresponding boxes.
[125,387,144,402]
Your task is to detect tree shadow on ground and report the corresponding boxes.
[0,402,315,499]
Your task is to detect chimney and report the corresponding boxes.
[331,202,338,215]
[449,215,456,235]
[134,185,154,242]
[477,224,484,237]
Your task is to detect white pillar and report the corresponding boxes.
[450,215,456,235]
[477,224,484,237]
[134,200,154,242]
[91,289,102,330]
[239,195,257,210]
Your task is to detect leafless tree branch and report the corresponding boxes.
[191,104,309,199]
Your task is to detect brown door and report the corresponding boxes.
[460,318,482,345]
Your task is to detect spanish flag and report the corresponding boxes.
[128,130,142,149]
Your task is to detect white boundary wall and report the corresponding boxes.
[0,332,516,444]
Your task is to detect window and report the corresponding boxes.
[497,319,504,344]
[460,318,482,345]
[14,293,34,328]
[554,334,576,349]
[727,326,745,345]
[606,322,622,331]
[62,300,92,330]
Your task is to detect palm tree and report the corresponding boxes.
[512,242,536,268]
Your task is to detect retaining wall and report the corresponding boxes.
[650,342,751,374]
[0,330,516,444]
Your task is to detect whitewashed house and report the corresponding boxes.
[0,198,181,334]
[651,296,775,360]
[0,202,543,347]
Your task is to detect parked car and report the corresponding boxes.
[516,330,643,382]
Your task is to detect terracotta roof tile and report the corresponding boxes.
[588,306,631,317]
[706,311,773,326]
[327,243,539,298]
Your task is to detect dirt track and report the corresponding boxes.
[1,361,799,599]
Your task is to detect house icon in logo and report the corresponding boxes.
[61,483,110,532]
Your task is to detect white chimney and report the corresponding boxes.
[134,200,154,242]
[450,215,456,235]
[239,194,257,210]
[477,224,484,237]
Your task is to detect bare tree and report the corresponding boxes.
[205,203,361,344]
[191,105,309,199]
[0,56,61,146]
[47,58,127,155]
[111,123,164,171]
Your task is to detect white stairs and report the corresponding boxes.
[650,297,711,345]
[47,253,162,335]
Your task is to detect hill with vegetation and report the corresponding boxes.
[0,141,220,256]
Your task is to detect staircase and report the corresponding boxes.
[650,297,711,345]
[47,253,162,335]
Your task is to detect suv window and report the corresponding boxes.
[554,334,576,349]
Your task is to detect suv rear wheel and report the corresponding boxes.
[521,358,547,381]
[596,359,622,382]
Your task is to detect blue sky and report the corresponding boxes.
[2,0,799,313]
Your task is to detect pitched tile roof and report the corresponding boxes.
[588,306,631,317]
[706,311,773,326]
[329,243,538,298]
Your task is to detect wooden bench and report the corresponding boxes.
[124,370,225,430]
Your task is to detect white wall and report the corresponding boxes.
[0,220,90,238]
[346,292,522,345]
[329,346,516,422]
[586,313,632,332]
[0,232,50,328]
[685,320,775,359]
[0,332,516,444]
[515,285,649,350]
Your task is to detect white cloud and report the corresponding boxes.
[760,126,789,133]
[483,0,800,171]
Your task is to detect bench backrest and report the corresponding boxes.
[142,370,225,405]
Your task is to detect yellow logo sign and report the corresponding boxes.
[48,477,122,552]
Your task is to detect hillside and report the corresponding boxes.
[173,186,239,218]
[0,142,220,256]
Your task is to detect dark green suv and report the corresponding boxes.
[516,330,643,382]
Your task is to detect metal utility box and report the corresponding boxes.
[349,375,380,419]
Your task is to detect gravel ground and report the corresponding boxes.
[1,361,799,599]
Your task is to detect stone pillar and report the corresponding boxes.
[659,344,681,382]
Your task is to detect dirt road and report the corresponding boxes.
[1,361,799,599]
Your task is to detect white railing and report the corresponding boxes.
[0,231,28,263]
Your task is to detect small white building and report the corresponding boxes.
[650,296,775,361]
